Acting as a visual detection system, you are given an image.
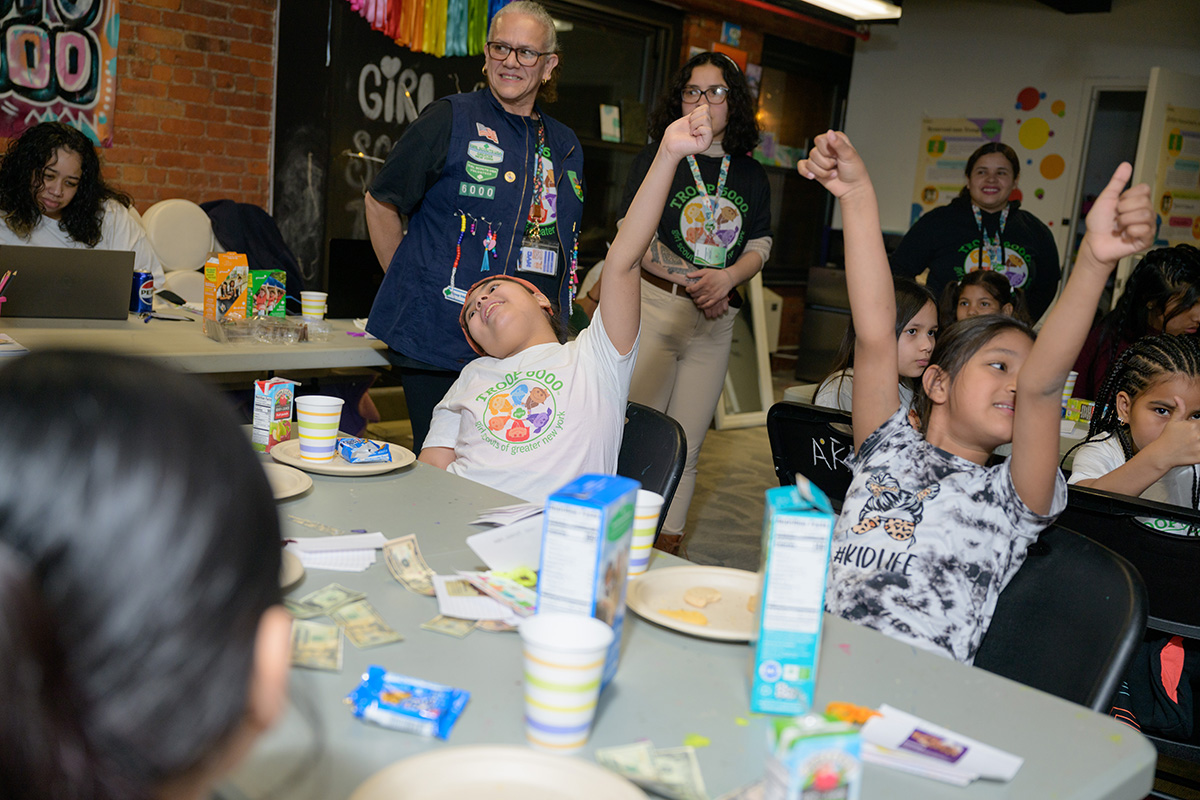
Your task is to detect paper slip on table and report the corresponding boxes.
[223,461,1155,800]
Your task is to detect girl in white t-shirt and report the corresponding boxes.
[418,107,714,501]
[814,276,937,413]
[0,121,164,287]
[801,131,1154,662]
[1067,334,1200,508]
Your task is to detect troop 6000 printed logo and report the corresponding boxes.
[477,374,562,453]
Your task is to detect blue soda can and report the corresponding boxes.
[130,269,154,313]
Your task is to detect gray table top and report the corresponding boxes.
[225,460,1155,800]
[0,314,389,373]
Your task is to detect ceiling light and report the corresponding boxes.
[799,0,901,21]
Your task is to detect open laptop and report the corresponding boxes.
[0,245,136,320]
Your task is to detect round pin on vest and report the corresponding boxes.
[504,171,516,183]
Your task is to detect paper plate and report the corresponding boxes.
[349,746,646,800]
[262,462,313,500]
[270,438,415,476]
[279,550,305,590]
[626,565,760,642]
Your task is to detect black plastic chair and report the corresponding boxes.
[766,401,854,511]
[1057,486,1200,784]
[616,402,686,539]
[972,524,1147,713]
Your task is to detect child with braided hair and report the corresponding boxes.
[1067,334,1200,509]
[1073,244,1200,400]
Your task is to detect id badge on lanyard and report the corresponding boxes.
[687,154,730,269]
[518,237,559,276]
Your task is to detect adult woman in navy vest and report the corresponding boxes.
[365,1,584,451]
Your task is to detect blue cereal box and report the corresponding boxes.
[536,474,639,689]
[751,480,836,716]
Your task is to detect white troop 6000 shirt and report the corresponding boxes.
[825,408,1066,664]
[424,309,638,503]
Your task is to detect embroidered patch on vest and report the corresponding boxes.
[475,122,499,144]
[567,169,584,202]
[467,141,504,164]
[465,162,498,182]
[459,182,495,199]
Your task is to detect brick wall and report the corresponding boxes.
[105,0,277,211]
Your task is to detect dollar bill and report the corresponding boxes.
[420,614,477,638]
[290,619,343,672]
[298,582,365,613]
[595,741,658,783]
[282,597,326,620]
[330,599,404,649]
[383,534,435,596]
[474,619,518,633]
[652,747,709,800]
[595,742,709,800]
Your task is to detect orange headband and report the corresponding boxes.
[459,275,553,355]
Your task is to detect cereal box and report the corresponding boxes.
[249,270,287,317]
[750,480,836,716]
[251,377,298,453]
[203,252,250,320]
[536,474,638,690]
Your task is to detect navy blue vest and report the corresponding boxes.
[367,89,585,371]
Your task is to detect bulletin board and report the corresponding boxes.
[910,118,1002,224]
[1153,105,1200,247]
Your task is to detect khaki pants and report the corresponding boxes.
[629,278,735,538]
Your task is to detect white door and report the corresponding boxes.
[1114,67,1200,298]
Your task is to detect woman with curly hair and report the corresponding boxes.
[581,51,772,554]
[0,122,163,288]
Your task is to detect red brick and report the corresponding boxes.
[170,84,211,103]
[161,118,206,136]
[160,49,206,67]
[212,90,255,109]
[139,26,185,46]
[123,4,162,23]
[231,7,273,28]
[182,0,225,17]
[120,113,161,132]
[146,167,169,183]
[139,0,183,9]
[254,78,271,95]
[205,121,242,139]
[234,74,255,93]
[128,60,153,79]
[122,78,168,98]
[122,165,148,183]
[161,10,210,32]
[226,140,263,159]
[184,33,229,53]
[247,60,274,79]
[132,97,185,117]
[205,20,250,39]
[229,40,271,61]
[185,103,228,122]
[213,72,235,90]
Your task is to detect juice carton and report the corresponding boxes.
[203,252,250,320]
[750,480,836,716]
[536,474,639,689]
[249,270,287,317]
[765,715,862,800]
[251,378,298,452]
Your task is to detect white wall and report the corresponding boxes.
[842,0,1200,253]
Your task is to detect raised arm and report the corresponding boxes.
[1010,163,1153,513]
[600,106,713,355]
[799,131,898,451]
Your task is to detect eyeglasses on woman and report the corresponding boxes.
[486,42,549,66]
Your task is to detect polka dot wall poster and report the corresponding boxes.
[1152,104,1200,248]
[1009,85,1068,229]
[911,117,1004,225]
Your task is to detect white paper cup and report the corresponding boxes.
[628,489,664,578]
[1062,370,1079,409]
[519,613,614,754]
[295,395,343,461]
[301,291,327,320]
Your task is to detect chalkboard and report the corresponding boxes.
[274,0,487,288]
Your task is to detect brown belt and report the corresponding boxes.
[641,271,681,294]
[640,271,743,308]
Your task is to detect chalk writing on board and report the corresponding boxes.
[811,436,850,473]
[358,56,435,124]
[0,0,120,144]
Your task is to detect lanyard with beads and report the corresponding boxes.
[518,118,559,277]
[685,154,731,268]
[972,203,1009,271]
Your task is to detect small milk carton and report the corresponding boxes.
[249,270,287,317]
[765,715,862,800]
[750,480,836,716]
[536,474,639,689]
[203,252,250,321]
[251,378,298,452]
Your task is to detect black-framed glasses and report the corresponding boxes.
[486,41,550,66]
[681,86,729,104]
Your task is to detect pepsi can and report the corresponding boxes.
[130,269,153,314]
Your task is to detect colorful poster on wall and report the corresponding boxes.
[1153,105,1200,247]
[0,0,120,146]
[911,118,1003,224]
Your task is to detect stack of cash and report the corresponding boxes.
[286,582,403,671]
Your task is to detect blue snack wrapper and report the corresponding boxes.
[337,437,392,463]
[346,666,470,739]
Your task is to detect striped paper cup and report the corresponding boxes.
[300,291,327,320]
[519,613,614,754]
[627,489,664,578]
[295,395,343,461]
